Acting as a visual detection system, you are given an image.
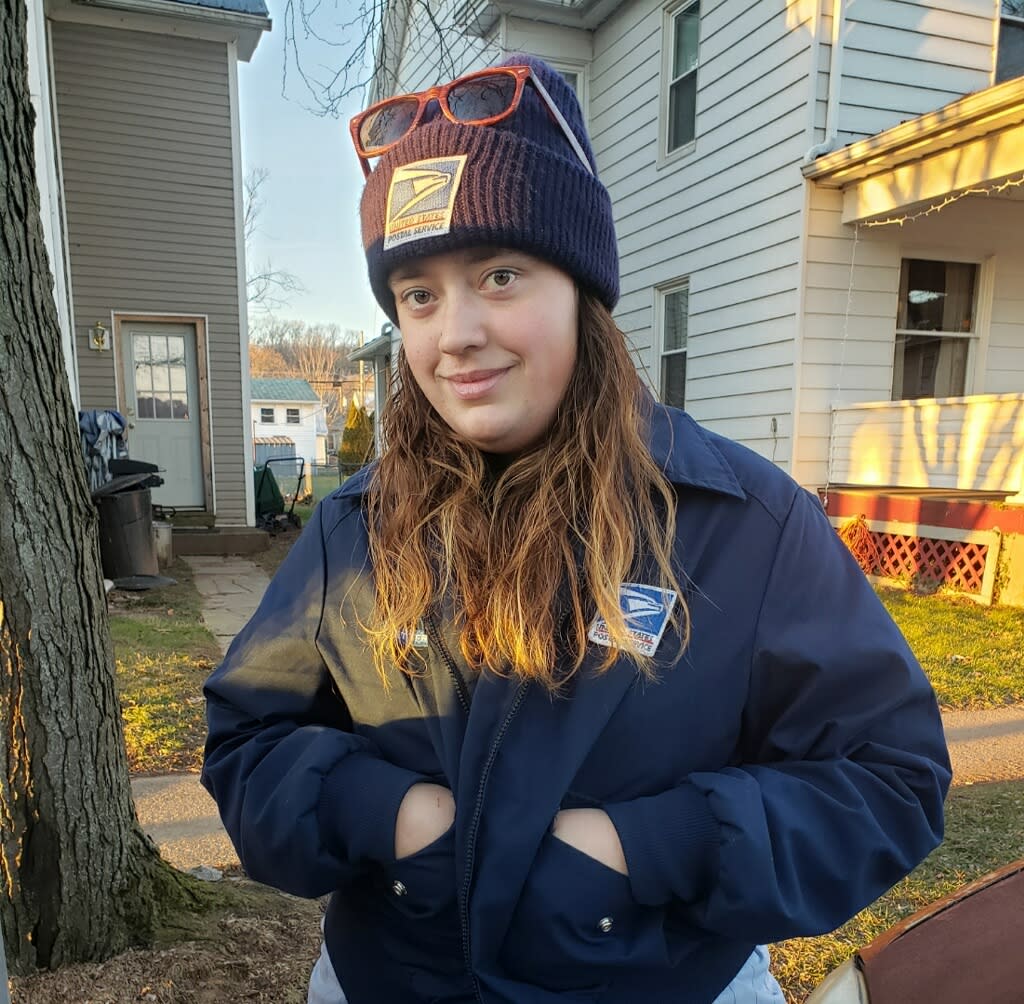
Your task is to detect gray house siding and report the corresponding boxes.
[51,21,247,523]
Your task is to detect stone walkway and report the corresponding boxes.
[131,556,1024,871]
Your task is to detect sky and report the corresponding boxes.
[238,0,385,341]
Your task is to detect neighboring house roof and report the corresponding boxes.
[163,0,270,17]
[251,378,320,403]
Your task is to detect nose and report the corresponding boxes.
[437,288,487,355]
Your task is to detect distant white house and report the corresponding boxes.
[249,378,324,482]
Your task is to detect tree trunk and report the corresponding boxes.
[0,0,174,976]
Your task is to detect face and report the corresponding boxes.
[389,247,578,456]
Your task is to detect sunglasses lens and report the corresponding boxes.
[359,97,420,153]
[447,73,517,123]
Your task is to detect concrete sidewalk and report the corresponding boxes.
[131,555,1024,871]
[131,554,269,871]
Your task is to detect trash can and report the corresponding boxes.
[96,485,159,579]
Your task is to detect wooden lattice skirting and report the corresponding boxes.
[828,517,1003,605]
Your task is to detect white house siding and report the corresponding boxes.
[392,0,500,93]
[795,185,1024,489]
[590,0,820,464]
[251,402,319,466]
[833,0,996,145]
[50,22,248,524]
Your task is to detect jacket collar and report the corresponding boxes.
[647,402,745,500]
[335,402,745,501]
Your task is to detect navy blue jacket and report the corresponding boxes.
[202,406,951,1003]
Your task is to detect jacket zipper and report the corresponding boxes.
[425,612,472,715]
[460,679,529,1003]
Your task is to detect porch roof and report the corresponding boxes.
[802,76,1024,225]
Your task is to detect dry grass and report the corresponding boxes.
[10,879,323,1004]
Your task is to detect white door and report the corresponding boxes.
[122,321,205,508]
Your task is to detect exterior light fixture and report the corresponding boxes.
[90,320,110,351]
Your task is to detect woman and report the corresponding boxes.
[202,55,951,1004]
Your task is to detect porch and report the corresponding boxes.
[823,394,1024,606]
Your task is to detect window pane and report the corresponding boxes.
[153,395,172,419]
[559,70,579,93]
[664,287,689,352]
[672,2,700,78]
[170,364,186,393]
[171,392,189,420]
[668,73,697,150]
[898,259,976,333]
[150,337,169,364]
[136,394,155,419]
[1004,0,1024,17]
[166,336,186,367]
[134,362,152,392]
[892,334,969,400]
[132,334,151,363]
[997,19,1024,82]
[661,353,687,409]
[286,408,300,424]
[261,408,274,423]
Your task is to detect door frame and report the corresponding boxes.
[112,312,215,514]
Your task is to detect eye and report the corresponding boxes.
[484,268,518,290]
[399,288,433,308]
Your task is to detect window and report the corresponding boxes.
[260,407,275,424]
[133,332,189,420]
[659,281,689,408]
[286,408,300,424]
[664,0,700,155]
[892,259,977,400]
[997,0,1024,83]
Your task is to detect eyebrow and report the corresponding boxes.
[388,246,516,287]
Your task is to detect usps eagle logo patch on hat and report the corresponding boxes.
[588,583,677,657]
[384,155,468,250]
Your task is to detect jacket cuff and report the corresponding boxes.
[604,781,720,907]
[319,752,427,866]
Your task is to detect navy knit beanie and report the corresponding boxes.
[359,54,619,325]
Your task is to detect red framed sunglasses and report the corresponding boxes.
[349,65,594,178]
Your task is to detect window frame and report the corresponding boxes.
[996,2,1024,84]
[656,278,690,409]
[658,0,701,168]
[547,60,589,125]
[890,255,993,402]
[285,407,301,425]
[260,406,275,424]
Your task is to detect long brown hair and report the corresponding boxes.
[364,291,688,691]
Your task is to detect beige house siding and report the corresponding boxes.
[795,187,1024,490]
[51,21,247,523]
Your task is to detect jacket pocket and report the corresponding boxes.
[500,832,669,994]
[380,823,458,921]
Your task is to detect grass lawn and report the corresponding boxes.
[772,778,1024,1001]
[110,557,221,774]
[878,586,1024,709]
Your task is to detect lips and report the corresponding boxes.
[444,368,508,400]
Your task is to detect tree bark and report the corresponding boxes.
[0,0,174,976]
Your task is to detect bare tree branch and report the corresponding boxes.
[280,0,458,117]
[244,166,304,309]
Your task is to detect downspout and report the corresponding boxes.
[803,0,848,162]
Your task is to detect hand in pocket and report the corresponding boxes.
[551,807,629,875]
[395,782,456,860]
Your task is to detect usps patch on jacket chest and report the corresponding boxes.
[588,583,677,657]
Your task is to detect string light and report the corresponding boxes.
[861,171,1024,228]
[824,170,1024,504]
